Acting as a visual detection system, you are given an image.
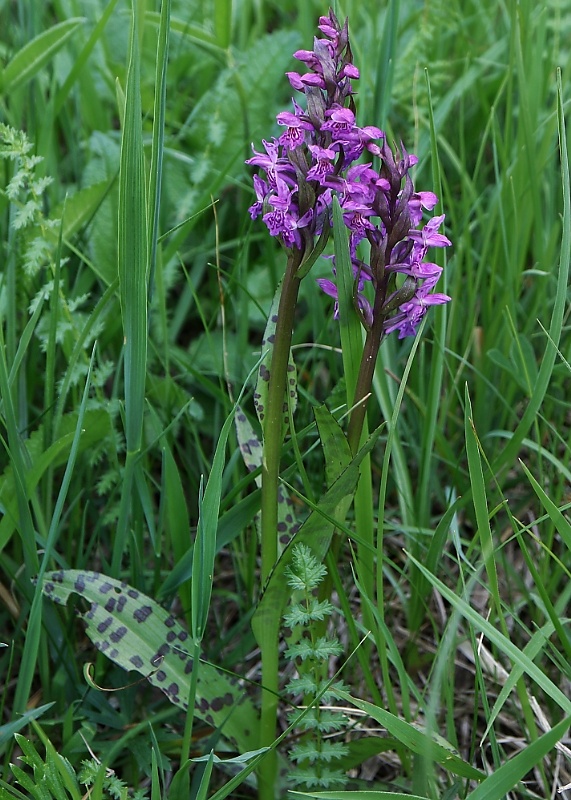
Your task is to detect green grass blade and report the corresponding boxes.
[114,2,149,574]
[332,195,362,410]
[289,793,431,799]
[332,193,375,626]
[147,0,170,303]
[463,386,503,625]
[520,459,571,550]
[416,70,448,528]
[53,0,121,117]
[214,0,232,48]
[465,714,571,800]
[1,18,86,93]
[337,691,484,781]
[14,346,95,716]
[488,70,569,474]
[406,554,571,714]
[118,6,148,455]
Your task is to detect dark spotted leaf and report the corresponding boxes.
[234,405,298,551]
[39,571,259,752]
[253,280,298,435]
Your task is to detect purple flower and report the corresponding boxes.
[245,8,451,338]
[384,281,451,339]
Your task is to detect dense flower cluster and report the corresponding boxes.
[247,9,450,338]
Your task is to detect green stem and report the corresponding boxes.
[347,292,386,454]
[258,249,303,799]
[347,298,385,642]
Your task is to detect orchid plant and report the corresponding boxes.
[247,9,450,796]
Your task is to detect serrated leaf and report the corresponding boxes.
[39,570,259,753]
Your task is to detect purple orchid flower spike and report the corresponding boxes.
[246,6,451,338]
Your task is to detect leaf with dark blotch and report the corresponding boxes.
[253,280,298,434]
[38,570,259,752]
[235,404,298,551]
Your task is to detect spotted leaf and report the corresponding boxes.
[39,570,259,752]
[234,405,299,552]
[253,280,298,434]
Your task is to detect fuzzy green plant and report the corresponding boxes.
[282,543,349,790]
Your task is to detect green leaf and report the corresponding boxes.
[234,405,298,548]
[332,196,362,412]
[336,692,484,782]
[191,747,270,764]
[252,427,380,649]
[118,11,148,454]
[1,18,86,93]
[39,570,260,753]
[465,714,571,800]
[314,405,352,490]
[520,459,571,550]
[406,554,571,714]
[0,704,54,749]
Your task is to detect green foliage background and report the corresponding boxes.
[1,0,571,797]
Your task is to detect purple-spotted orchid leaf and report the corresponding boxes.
[235,405,298,552]
[38,570,259,752]
[253,280,298,437]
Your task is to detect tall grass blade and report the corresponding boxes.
[113,1,149,574]
[1,18,85,93]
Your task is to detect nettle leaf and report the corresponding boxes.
[234,405,298,550]
[39,570,259,752]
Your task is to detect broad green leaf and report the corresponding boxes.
[336,692,484,782]
[39,571,259,753]
[1,18,85,93]
[55,180,114,243]
[118,11,148,454]
[314,404,352,489]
